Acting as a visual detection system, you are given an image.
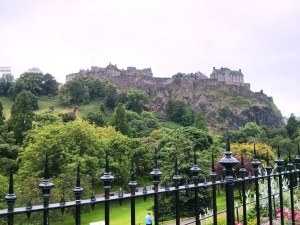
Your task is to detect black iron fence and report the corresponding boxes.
[1,134,300,225]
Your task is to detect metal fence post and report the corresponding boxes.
[173,156,181,225]
[190,147,201,225]
[210,154,217,225]
[73,163,83,225]
[287,149,295,225]
[150,148,162,225]
[38,155,54,225]
[251,144,261,225]
[275,147,284,225]
[128,159,137,225]
[265,151,273,225]
[295,144,300,186]
[101,153,114,225]
[239,156,247,225]
[5,170,17,225]
[219,129,238,225]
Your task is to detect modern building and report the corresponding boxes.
[0,67,11,76]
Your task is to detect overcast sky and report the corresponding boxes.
[1,0,299,117]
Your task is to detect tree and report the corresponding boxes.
[166,99,194,125]
[7,71,58,99]
[125,90,149,113]
[86,78,105,99]
[156,127,213,218]
[0,101,4,126]
[111,103,129,135]
[9,91,34,144]
[18,121,106,181]
[59,78,86,105]
[286,113,299,139]
[58,112,76,122]
[84,111,105,127]
[41,73,59,95]
[104,83,118,108]
[193,113,208,131]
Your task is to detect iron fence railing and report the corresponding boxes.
[1,131,300,225]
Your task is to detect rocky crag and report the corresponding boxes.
[66,65,283,130]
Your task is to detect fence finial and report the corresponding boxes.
[76,162,81,187]
[173,156,181,188]
[128,158,137,196]
[5,169,17,213]
[211,153,215,172]
[251,144,260,176]
[226,127,230,152]
[277,146,281,158]
[45,154,50,180]
[239,155,247,178]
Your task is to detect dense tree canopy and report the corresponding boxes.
[125,90,149,113]
[8,91,34,144]
[8,72,58,99]
[18,121,106,181]
[166,99,194,126]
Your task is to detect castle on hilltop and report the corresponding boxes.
[66,64,250,89]
[210,67,244,85]
[66,63,152,82]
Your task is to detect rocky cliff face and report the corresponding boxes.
[105,75,283,130]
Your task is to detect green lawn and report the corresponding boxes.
[52,197,153,225]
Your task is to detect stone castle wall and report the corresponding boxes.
[65,66,251,95]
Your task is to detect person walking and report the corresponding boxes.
[145,211,153,225]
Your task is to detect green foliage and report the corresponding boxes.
[193,113,208,131]
[125,90,149,113]
[8,91,34,144]
[166,99,194,126]
[229,122,266,143]
[8,72,58,99]
[58,112,76,122]
[111,103,129,135]
[27,91,39,110]
[59,77,108,106]
[84,111,105,127]
[158,127,213,181]
[86,78,106,99]
[125,110,160,137]
[33,110,61,127]
[59,77,87,105]
[286,113,299,139]
[156,127,213,219]
[18,121,106,182]
[0,143,19,174]
[172,72,185,78]
[104,83,118,108]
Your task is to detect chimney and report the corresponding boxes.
[239,69,241,72]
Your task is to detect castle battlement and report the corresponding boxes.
[66,64,250,90]
[66,63,152,82]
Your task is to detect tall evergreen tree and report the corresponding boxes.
[112,103,129,135]
[9,91,34,144]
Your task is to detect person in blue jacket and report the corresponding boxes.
[145,211,153,225]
